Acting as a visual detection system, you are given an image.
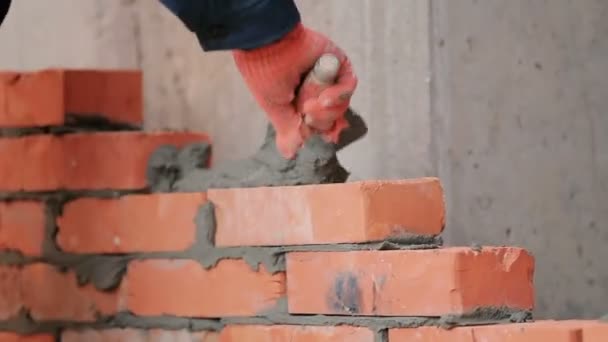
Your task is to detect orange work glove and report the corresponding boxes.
[232,23,357,159]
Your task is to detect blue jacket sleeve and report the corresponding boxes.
[159,0,301,51]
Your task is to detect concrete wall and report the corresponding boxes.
[432,0,608,319]
[0,0,606,319]
[0,0,434,181]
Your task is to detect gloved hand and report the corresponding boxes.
[233,23,357,159]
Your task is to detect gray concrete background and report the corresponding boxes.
[432,0,608,319]
[0,0,606,319]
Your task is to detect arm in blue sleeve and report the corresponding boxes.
[159,0,301,51]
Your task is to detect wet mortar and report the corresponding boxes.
[0,198,533,335]
[0,110,535,337]
[147,109,367,193]
[0,113,140,138]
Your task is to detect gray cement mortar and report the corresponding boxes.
[0,113,532,335]
[222,306,533,332]
[0,199,533,335]
[147,109,368,193]
[0,192,142,289]
[0,306,533,336]
[181,203,443,273]
[0,113,139,138]
[0,195,443,292]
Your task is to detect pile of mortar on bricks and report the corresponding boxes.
[0,68,607,342]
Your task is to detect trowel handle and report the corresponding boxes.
[308,53,341,86]
[297,54,341,129]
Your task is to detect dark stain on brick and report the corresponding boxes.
[328,272,361,315]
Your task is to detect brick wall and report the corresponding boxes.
[0,69,606,341]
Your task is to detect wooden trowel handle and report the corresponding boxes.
[299,54,368,151]
[297,54,341,129]
[308,53,341,86]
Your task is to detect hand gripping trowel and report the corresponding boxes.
[146,54,368,192]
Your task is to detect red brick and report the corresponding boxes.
[389,321,608,342]
[556,320,608,342]
[0,264,117,322]
[209,178,444,247]
[0,132,209,192]
[286,247,534,316]
[389,325,572,342]
[62,329,219,342]
[582,321,608,342]
[220,325,375,342]
[0,266,22,320]
[120,259,285,318]
[472,321,584,342]
[57,193,207,253]
[0,69,142,128]
[0,333,54,342]
[0,201,46,256]
[389,327,475,341]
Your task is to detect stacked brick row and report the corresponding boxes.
[0,69,606,341]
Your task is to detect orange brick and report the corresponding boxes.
[209,178,445,247]
[0,333,55,342]
[121,259,285,318]
[389,327,475,342]
[0,69,142,128]
[582,321,608,342]
[56,193,207,253]
[0,266,22,320]
[0,131,209,192]
[583,323,608,342]
[390,321,608,341]
[0,201,46,256]
[62,329,219,342]
[0,264,117,322]
[286,247,534,316]
[220,325,375,342]
[555,320,608,342]
[472,321,584,342]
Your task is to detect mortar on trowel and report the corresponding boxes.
[147,54,368,192]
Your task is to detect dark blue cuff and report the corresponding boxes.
[160,0,301,51]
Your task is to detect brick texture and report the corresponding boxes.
[0,266,22,320]
[0,333,54,342]
[0,201,46,256]
[220,325,375,342]
[466,322,583,342]
[57,193,207,253]
[582,321,608,342]
[0,70,142,128]
[121,259,285,318]
[552,320,608,342]
[389,321,608,341]
[389,327,475,341]
[0,132,209,191]
[286,247,534,316]
[62,329,219,342]
[209,178,445,247]
[0,264,117,321]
